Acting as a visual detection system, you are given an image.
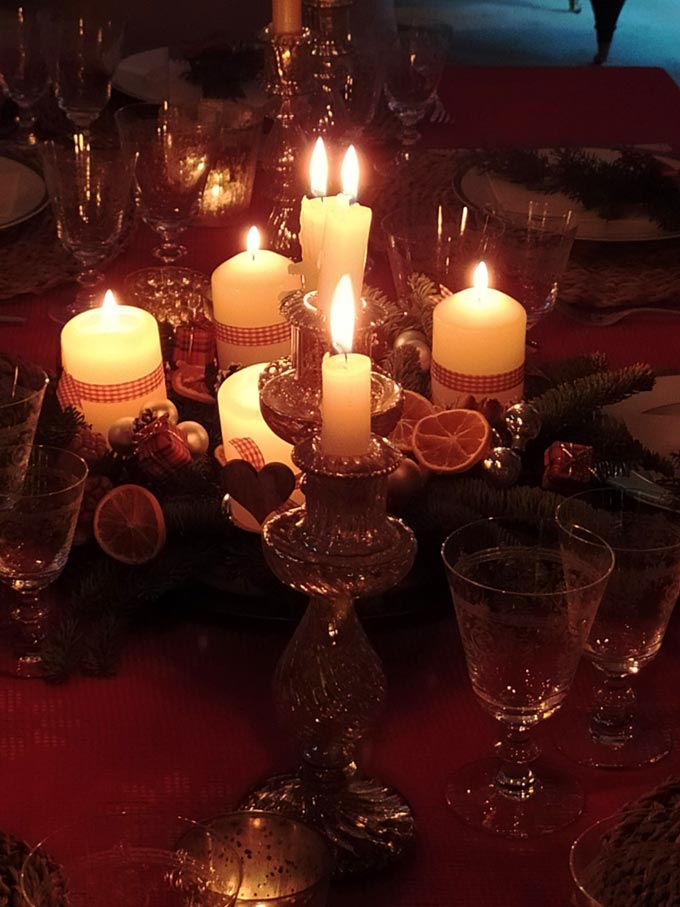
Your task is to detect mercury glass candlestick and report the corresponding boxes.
[242,431,417,876]
[259,289,402,443]
[260,25,314,257]
[303,0,353,137]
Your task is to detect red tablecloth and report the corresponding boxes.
[2,66,680,907]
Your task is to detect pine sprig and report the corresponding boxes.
[474,147,680,231]
[529,363,655,434]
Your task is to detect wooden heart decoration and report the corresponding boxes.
[221,459,296,526]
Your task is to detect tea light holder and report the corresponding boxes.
[242,431,417,876]
[198,811,333,907]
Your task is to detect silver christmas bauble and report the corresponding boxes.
[140,398,179,425]
[482,447,522,488]
[107,416,136,454]
[393,330,432,372]
[177,420,210,457]
[504,402,542,451]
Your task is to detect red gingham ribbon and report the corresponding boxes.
[228,437,266,471]
[431,360,524,394]
[214,321,290,347]
[56,370,81,409]
[57,363,165,407]
[172,324,216,366]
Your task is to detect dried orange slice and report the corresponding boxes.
[93,484,166,565]
[170,361,214,403]
[388,390,436,452]
[412,409,491,474]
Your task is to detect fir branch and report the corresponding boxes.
[382,344,431,396]
[535,352,609,388]
[473,147,680,231]
[529,363,655,434]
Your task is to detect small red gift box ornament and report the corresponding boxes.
[542,441,595,493]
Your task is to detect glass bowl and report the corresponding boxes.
[569,815,618,907]
[20,812,242,907]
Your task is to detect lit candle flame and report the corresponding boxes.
[246,225,260,260]
[101,289,119,327]
[310,137,328,198]
[341,145,359,202]
[329,275,355,356]
[473,261,489,298]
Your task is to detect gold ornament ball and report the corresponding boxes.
[177,420,210,457]
[140,398,179,425]
[393,330,432,371]
[107,416,137,454]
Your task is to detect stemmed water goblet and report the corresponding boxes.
[492,204,578,332]
[55,7,124,135]
[0,5,53,144]
[0,445,88,677]
[40,133,135,323]
[555,488,680,768]
[441,517,614,837]
[383,24,449,168]
[0,354,48,510]
[115,102,216,301]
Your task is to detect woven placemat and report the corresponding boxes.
[0,143,136,302]
[369,149,680,311]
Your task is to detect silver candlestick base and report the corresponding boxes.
[242,433,417,877]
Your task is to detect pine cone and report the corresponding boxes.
[68,426,108,469]
[74,475,114,544]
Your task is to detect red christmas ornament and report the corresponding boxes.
[135,414,193,480]
[542,441,594,493]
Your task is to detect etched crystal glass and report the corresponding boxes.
[556,488,680,767]
[442,517,613,837]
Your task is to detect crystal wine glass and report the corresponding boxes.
[0,445,88,677]
[21,812,242,907]
[0,5,53,143]
[556,488,680,768]
[493,204,577,330]
[40,134,135,324]
[55,7,124,134]
[383,24,449,167]
[441,517,614,837]
[115,102,216,298]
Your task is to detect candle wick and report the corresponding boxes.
[251,252,255,262]
[333,342,349,360]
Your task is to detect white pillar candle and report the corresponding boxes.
[272,0,302,34]
[316,146,372,315]
[211,226,301,369]
[217,363,297,532]
[320,275,371,457]
[431,262,526,408]
[298,138,332,293]
[60,290,165,436]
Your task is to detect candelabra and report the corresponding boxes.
[242,430,417,876]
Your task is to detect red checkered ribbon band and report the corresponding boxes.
[431,360,524,394]
[172,324,216,366]
[214,320,290,347]
[228,437,266,471]
[57,363,165,408]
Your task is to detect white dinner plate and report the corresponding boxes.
[0,156,48,230]
[112,47,268,109]
[454,148,680,242]
[605,374,680,457]
[112,47,202,105]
